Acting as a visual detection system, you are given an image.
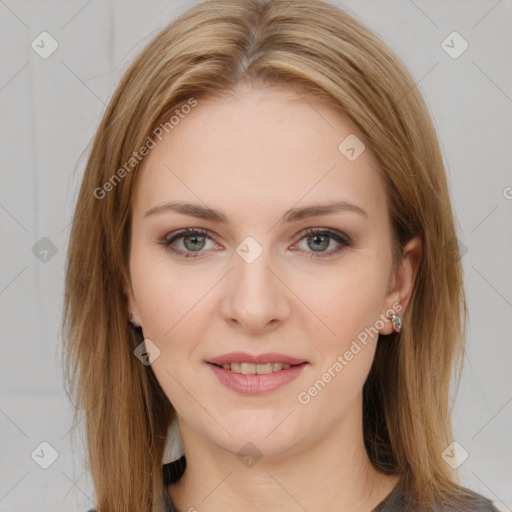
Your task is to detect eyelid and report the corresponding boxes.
[291,227,353,255]
[161,227,220,250]
[163,227,213,243]
[295,227,352,244]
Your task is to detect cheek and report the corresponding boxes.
[130,251,210,406]
[292,258,390,346]
[293,265,389,415]
[129,245,209,341]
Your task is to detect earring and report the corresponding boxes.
[389,313,402,333]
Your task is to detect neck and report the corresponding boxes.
[168,395,400,512]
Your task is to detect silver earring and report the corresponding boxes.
[389,313,402,333]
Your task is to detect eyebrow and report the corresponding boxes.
[144,200,368,224]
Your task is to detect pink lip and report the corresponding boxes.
[206,361,308,395]
[206,351,307,366]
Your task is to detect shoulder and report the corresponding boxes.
[454,486,501,512]
[375,478,500,512]
[430,483,500,512]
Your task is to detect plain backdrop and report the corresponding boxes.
[0,0,511,510]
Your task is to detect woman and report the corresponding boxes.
[62,0,499,510]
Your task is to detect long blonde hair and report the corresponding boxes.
[62,1,472,510]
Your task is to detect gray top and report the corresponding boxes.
[162,455,500,512]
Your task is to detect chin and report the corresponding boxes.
[204,417,307,462]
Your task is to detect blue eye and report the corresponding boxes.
[295,227,353,257]
[160,228,215,258]
[160,227,353,259]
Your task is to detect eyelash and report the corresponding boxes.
[159,227,353,259]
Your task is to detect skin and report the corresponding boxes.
[125,83,421,512]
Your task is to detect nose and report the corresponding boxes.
[220,242,291,333]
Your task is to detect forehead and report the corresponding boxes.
[132,84,387,223]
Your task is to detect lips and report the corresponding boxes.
[207,359,308,395]
[205,351,309,394]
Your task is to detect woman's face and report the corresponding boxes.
[126,84,418,459]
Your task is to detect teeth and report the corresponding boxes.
[220,362,292,374]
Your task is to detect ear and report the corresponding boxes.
[124,277,143,328]
[379,235,422,335]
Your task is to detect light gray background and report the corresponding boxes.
[0,0,511,510]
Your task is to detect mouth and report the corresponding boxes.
[207,361,307,374]
[205,352,309,394]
